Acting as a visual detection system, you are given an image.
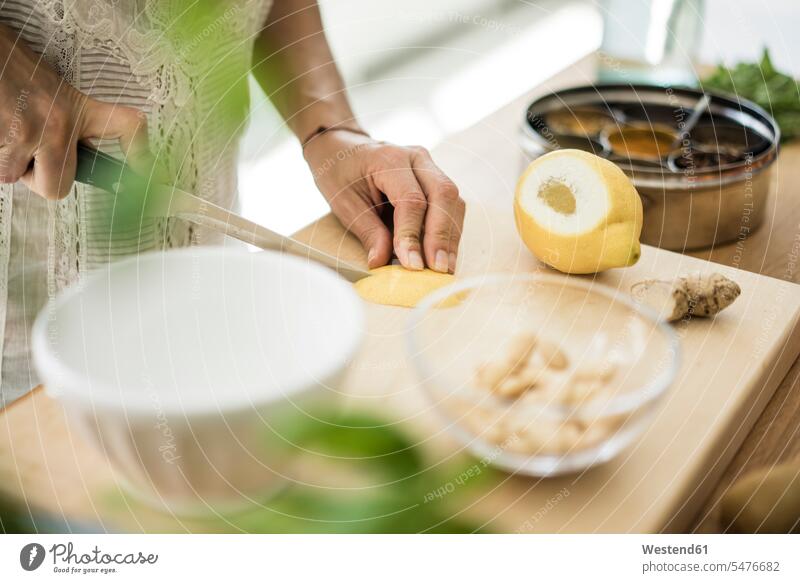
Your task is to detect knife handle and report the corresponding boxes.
[74,144,370,281]
[75,143,146,193]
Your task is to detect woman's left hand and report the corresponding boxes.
[303,129,465,273]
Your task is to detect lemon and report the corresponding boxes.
[514,149,643,274]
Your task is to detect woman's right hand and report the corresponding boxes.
[0,24,151,199]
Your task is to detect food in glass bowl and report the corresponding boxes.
[407,273,680,476]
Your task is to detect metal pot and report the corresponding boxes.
[520,84,780,251]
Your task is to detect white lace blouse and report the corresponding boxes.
[0,0,273,406]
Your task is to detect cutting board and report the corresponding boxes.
[292,120,800,533]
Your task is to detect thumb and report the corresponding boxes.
[81,98,155,178]
[331,197,392,268]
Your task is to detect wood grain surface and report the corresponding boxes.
[2,54,799,533]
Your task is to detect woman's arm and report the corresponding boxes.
[252,0,358,143]
[0,23,150,199]
[252,1,465,273]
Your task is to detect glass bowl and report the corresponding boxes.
[407,272,680,477]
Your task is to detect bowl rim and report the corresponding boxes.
[521,83,780,188]
[32,247,365,418]
[406,271,681,419]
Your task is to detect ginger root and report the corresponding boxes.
[631,272,740,322]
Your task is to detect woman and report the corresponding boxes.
[0,0,465,406]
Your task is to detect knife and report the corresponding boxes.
[74,144,370,283]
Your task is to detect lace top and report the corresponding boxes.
[0,0,273,405]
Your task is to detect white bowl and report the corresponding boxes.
[33,247,364,513]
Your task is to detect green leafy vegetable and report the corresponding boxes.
[104,411,499,533]
[704,49,800,142]
[0,492,30,533]
[224,412,496,533]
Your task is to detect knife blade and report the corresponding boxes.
[74,144,370,282]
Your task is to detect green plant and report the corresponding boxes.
[102,411,499,533]
[219,412,497,533]
[704,49,800,142]
[0,492,30,533]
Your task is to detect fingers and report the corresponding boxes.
[329,191,392,268]
[0,107,77,198]
[412,148,465,273]
[118,111,154,177]
[372,163,427,271]
[82,99,154,176]
[351,212,393,268]
[23,139,77,200]
[0,147,34,185]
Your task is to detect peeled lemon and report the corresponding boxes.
[514,149,643,274]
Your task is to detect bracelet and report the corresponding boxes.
[301,125,371,149]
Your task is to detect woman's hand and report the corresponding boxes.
[254,1,465,270]
[304,129,466,273]
[0,24,150,199]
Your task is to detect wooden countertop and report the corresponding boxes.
[1,54,799,532]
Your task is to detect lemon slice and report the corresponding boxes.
[514,149,643,274]
[355,265,455,308]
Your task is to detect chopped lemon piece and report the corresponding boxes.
[355,265,455,308]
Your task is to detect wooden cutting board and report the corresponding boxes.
[293,189,800,533]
